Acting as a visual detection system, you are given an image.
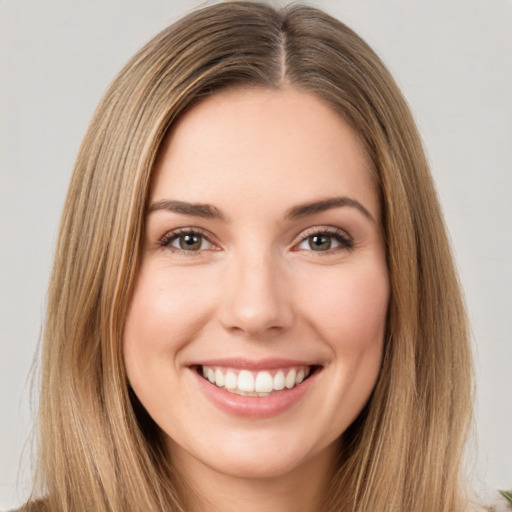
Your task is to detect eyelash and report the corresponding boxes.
[295,226,354,253]
[158,226,354,255]
[158,227,217,255]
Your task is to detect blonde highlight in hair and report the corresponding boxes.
[27,2,473,511]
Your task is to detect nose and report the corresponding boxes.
[217,251,295,337]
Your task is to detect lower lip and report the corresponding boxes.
[191,369,317,419]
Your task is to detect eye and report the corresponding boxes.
[296,228,353,252]
[159,229,216,253]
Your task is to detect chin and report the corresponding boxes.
[166,424,338,484]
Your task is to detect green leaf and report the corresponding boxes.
[500,490,512,505]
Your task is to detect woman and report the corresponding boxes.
[17,1,477,511]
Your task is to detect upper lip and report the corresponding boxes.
[189,358,320,371]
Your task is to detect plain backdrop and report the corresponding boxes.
[1,0,511,508]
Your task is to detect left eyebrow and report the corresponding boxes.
[285,196,375,222]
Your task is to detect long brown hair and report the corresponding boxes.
[27,2,474,511]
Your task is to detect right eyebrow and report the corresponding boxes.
[147,199,226,220]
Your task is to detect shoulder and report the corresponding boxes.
[463,492,512,512]
[492,491,512,511]
[471,491,512,512]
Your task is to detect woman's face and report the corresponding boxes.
[124,87,389,484]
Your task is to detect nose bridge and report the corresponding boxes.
[218,245,293,336]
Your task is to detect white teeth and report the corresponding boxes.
[273,370,285,391]
[200,365,313,395]
[238,370,255,392]
[215,368,224,388]
[255,371,273,393]
[232,390,259,397]
[285,369,296,389]
[225,371,237,390]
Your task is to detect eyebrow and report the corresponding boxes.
[148,196,375,223]
[285,196,375,222]
[148,199,225,220]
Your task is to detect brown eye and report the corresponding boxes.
[308,234,332,251]
[178,233,203,251]
[296,228,353,253]
[160,230,215,252]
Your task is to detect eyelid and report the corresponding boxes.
[292,225,354,252]
[158,227,220,253]
[156,225,353,255]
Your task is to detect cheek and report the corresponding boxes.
[122,266,216,391]
[299,262,389,351]
[125,267,212,350]
[291,261,388,442]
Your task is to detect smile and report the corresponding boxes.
[198,365,314,396]
[190,362,321,418]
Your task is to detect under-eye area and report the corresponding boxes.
[193,365,322,396]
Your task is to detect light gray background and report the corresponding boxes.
[1,0,511,508]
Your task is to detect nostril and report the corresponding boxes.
[216,272,295,336]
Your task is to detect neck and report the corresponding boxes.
[172,444,337,512]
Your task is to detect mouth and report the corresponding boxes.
[193,364,320,397]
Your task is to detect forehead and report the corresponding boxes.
[151,87,379,221]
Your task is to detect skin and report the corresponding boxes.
[124,87,389,512]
